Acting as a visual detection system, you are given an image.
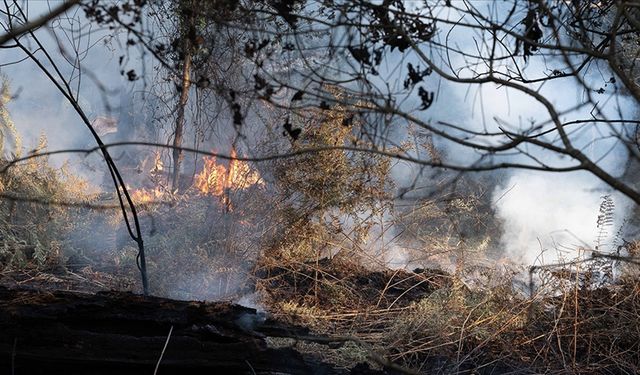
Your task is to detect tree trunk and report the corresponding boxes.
[171,11,194,192]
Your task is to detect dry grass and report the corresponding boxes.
[0,137,99,271]
[257,250,640,374]
[0,100,638,373]
[2,148,638,374]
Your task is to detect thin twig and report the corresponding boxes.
[153,325,173,375]
[0,0,80,46]
[245,360,257,375]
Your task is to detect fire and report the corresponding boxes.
[227,149,263,189]
[151,152,164,173]
[194,149,263,197]
[130,187,165,205]
[194,156,228,196]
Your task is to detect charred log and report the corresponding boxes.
[0,286,384,374]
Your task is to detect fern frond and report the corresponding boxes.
[595,195,615,250]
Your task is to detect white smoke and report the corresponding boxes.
[493,172,632,265]
[383,3,639,267]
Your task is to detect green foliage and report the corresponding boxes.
[0,83,96,270]
[0,76,22,158]
[595,194,615,250]
[276,106,390,213]
[267,96,393,261]
[0,136,97,270]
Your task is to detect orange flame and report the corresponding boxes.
[151,152,164,173]
[194,155,227,196]
[194,149,263,197]
[130,187,165,205]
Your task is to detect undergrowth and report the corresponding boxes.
[0,85,638,374]
[258,252,640,374]
[0,134,98,271]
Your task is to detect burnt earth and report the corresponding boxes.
[257,257,451,310]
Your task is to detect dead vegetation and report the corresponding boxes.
[255,251,640,374]
[2,150,640,374]
[0,98,639,374]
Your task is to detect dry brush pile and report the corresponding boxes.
[256,248,640,374]
[0,92,639,373]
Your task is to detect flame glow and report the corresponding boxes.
[151,152,164,173]
[130,187,165,205]
[194,149,263,197]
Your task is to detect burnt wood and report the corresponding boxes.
[0,286,377,375]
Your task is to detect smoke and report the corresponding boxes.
[493,172,633,265]
[2,1,639,307]
[0,2,142,183]
[380,2,639,267]
[464,73,635,265]
[291,0,637,269]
